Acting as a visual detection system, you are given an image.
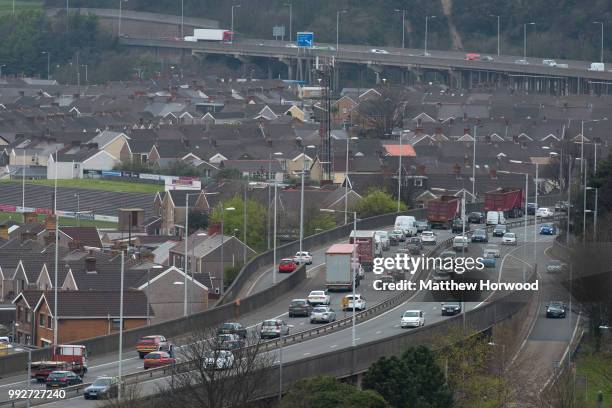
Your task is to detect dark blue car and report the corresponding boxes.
[540,224,556,235]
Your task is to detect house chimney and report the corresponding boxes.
[453,163,461,175]
[0,225,8,240]
[85,256,97,273]
[207,222,222,236]
[464,127,470,135]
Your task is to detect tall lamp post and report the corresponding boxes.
[510,160,538,262]
[336,9,347,52]
[0,64,6,79]
[271,152,283,284]
[118,0,128,38]
[491,14,500,55]
[344,137,358,224]
[41,51,50,80]
[231,4,241,40]
[180,0,184,39]
[523,22,535,61]
[394,9,407,48]
[285,2,293,43]
[424,15,436,56]
[299,145,316,253]
[499,170,529,281]
[593,21,604,63]
[183,192,203,316]
[220,206,236,294]
[321,209,357,347]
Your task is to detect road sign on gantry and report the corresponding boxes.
[297,31,314,48]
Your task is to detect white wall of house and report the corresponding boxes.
[46,160,76,179]
[83,151,119,173]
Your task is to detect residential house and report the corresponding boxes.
[86,130,132,163]
[154,190,210,236]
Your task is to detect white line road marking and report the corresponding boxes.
[303,352,311,356]
[375,331,381,335]
[330,344,338,348]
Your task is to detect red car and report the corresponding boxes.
[278,258,298,273]
[143,351,176,369]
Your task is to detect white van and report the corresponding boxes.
[394,216,417,237]
[589,62,605,71]
[486,211,506,226]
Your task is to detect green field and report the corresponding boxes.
[0,179,164,194]
[0,0,42,14]
[0,211,118,229]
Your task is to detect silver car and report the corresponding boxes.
[483,244,500,258]
[310,306,336,324]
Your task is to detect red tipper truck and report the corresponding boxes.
[427,196,460,229]
[30,345,88,382]
[484,188,524,218]
[349,230,376,271]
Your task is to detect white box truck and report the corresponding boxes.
[192,29,233,42]
[326,243,359,291]
[589,62,605,71]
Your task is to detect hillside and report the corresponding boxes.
[45,0,611,61]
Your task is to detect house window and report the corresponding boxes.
[25,334,31,345]
[47,316,52,329]
[111,319,124,331]
[414,178,423,187]
[39,314,45,327]
[17,306,21,322]
[26,311,31,323]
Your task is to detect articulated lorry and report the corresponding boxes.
[325,244,359,291]
[484,188,524,218]
[186,29,233,43]
[427,196,460,229]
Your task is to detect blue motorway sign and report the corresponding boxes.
[297,31,314,48]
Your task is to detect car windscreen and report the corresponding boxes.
[262,321,279,327]
[290,300,306,306]
[403,311,419,317]
[93,378,113,386]
[312,307,328,313]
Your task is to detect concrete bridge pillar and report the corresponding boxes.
[280,58,294,80]
[366,63,383,85]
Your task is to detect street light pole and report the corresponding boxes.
[53,151,58,346]
[395,9,406,48]
[181,0,184,39]
[523,22,535,61]
[118,251,125,401]
[42,52,50,80]
[425,16,436,56]
[344,137,357,224]
[286,2,292,43]
[593,143,598,240]
[593,21,604,63]
[397,132,403,211]
[336,10,347,52]
[299,145,315,251]
[231,5,241,40]
[494,15,500,56]
[472,125,477,202]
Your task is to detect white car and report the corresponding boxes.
[543,59,557,67]
[502,232,517,245]
[203,350,234,370]
[515,59,529,65]
[400,310,425,328]
[483,244,501,258]
[307,290,330,306]
[420,231,437,245]
[293,251,313,265]
[285,43,298,48]
[342,294,366,311]
[370,48,389,54]
[260,319,290,339]
[310,306,336,323]
[375,231,390,251]
[536,207,554,218]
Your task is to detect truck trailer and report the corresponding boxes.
[427,196,460,229]
[484,188,524,218]
[349,230,376,271]
[190,29,233,42]
[325,244,359,291]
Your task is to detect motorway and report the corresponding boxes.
[1,216,575,407]
[120,36,612,82]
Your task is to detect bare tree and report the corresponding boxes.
[152,326,276,408]
[357,87,406,137]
